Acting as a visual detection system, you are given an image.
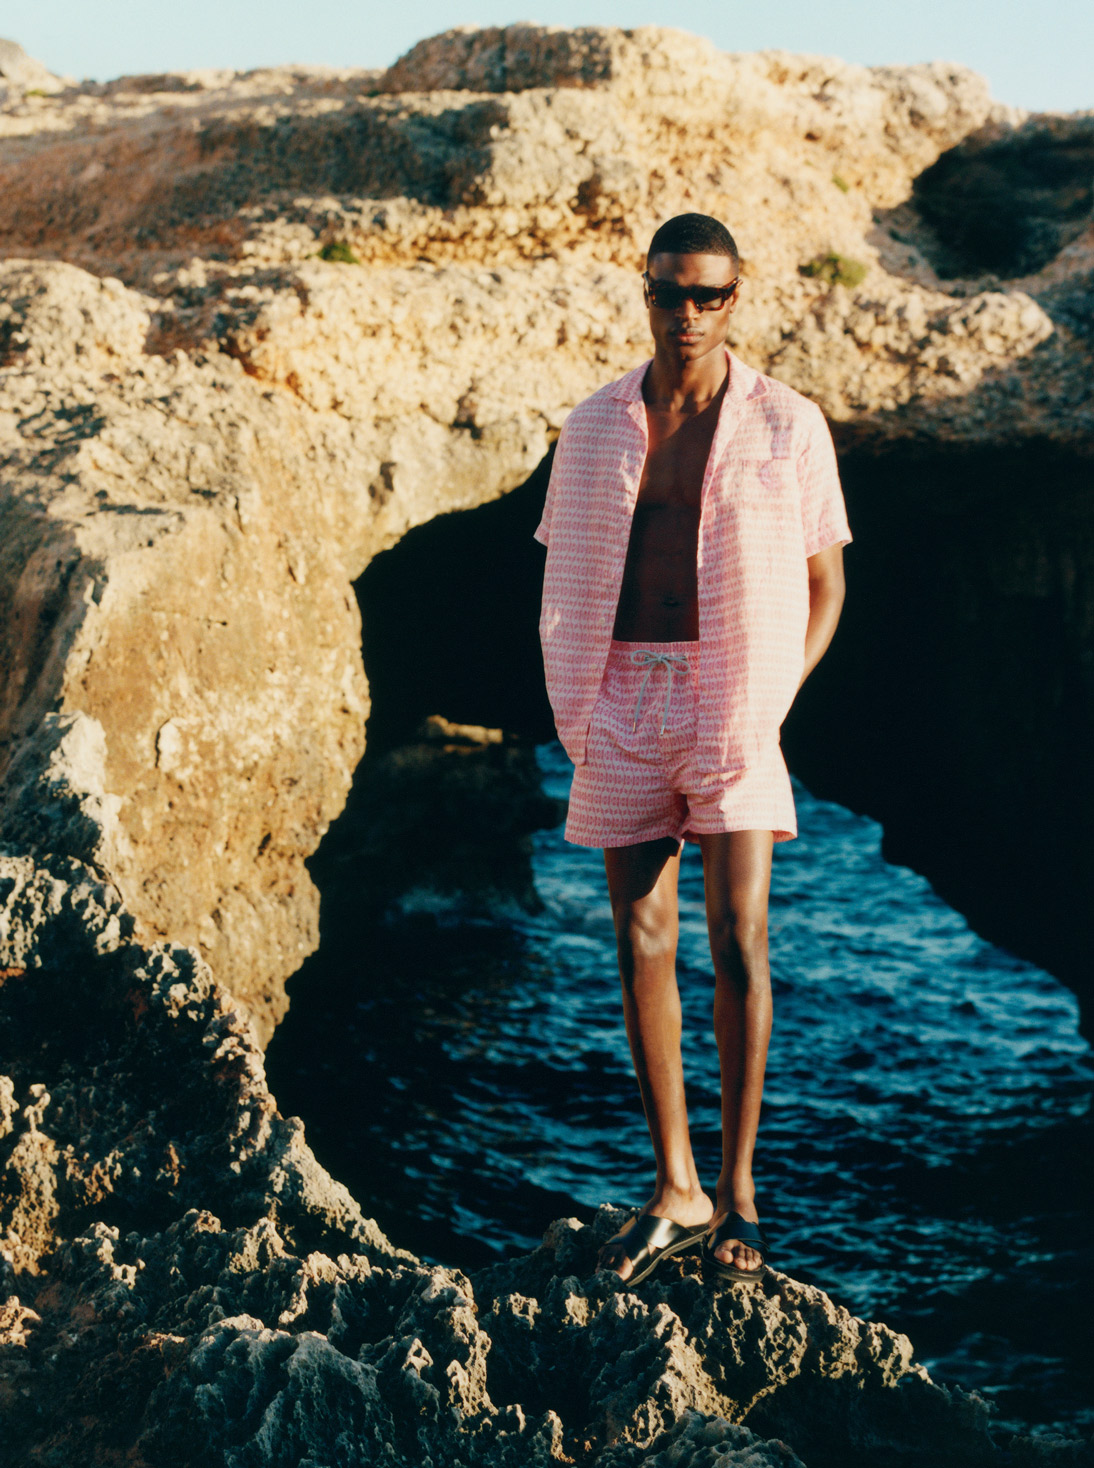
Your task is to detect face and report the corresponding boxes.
[644,251,740,364]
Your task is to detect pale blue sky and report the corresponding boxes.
[8,0,1093,113]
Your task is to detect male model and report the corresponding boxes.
[535,213,851,1283]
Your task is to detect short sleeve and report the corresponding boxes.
[797,404,852,557]
[533,421,571,547]
[532,500,551,547]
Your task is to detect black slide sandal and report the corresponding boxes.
[597,1213,708,1286]
[701,1212,768,1284]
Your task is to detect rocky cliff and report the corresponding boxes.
[1,24,1091,1035]
[1,848,1084,1466]
[0,24,1092,1460]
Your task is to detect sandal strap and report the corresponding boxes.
[706,1212,767,1255]
[599,1213,695,1274]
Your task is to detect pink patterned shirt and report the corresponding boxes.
[535,350,852,772]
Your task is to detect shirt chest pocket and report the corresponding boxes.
[730,457,798,505]
[713,458,803,552]
[707,458,804,566]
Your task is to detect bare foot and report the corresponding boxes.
[599,1185,714,1282]
[710,1186,763,1273]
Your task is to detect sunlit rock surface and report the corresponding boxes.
[1,24,1090,1034]
[1,26,1092,1459]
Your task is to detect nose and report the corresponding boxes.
[676,295,700,321]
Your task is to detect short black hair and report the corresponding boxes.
[647,213,740,270]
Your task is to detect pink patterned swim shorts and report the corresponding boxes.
[564,640,797,848]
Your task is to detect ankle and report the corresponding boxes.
[645,1180,713,1229]
[654,1178,705,1206]
[716,1177,756,1214]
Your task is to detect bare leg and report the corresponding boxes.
[601,837,713,1279]
[697,830,774,1273]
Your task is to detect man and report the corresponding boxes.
[534,213,850,1285]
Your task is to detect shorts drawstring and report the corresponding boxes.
[630,649,691,734]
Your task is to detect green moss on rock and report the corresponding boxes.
[318,240,360,264]
[800,252,868,288]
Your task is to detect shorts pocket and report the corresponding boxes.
[587,685,626,744]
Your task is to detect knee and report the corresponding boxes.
[613,901,676,973]
[709,908,768,981]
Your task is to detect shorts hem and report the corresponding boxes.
[684,825,797,844]
[564,821,797,848]
[563,824,684,849]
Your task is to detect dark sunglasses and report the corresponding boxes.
[642,271,740,312]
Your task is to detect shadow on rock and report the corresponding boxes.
[2,846,1086,1464]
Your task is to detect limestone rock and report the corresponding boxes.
[0,711,129,875]
[2,26,1091,1037]
[0,848,398,1264]
[0,258,374,1043]
[0,21,1091,1463]
[314,718,565,928]
[0,40,66,96]
[0,845,1087,1462]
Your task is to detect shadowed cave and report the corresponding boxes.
[911,116,1094,278]
[360,455,556,752]
[353,441,1094,1025]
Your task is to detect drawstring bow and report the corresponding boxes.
[630,649,691,733]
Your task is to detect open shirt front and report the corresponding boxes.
[535,350,852,773]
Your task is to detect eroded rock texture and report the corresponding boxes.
[0,24,1091,1032]
[1,25,1092,1461]
[1,848,1081,1466]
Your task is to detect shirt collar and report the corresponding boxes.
[607,349,767,407]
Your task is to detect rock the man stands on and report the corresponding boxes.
[535,213,851,1283]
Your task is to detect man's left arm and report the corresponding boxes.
[799,543,845,689]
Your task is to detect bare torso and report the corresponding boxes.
[611,374,727,642]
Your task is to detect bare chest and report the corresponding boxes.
[635,402,720,512]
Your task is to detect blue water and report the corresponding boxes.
[267,743,1094,1439]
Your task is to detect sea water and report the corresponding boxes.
[267,742,1093,1438]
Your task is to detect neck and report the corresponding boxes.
[645,345,729,412]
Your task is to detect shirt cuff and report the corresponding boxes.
[805,526,852,557]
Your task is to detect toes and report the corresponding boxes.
[713,1238,761,1272]
[598,1246,630,1280]
[599,1222,637,1280]
[599,1248,632,1281]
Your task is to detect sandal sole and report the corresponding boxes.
[701,1255,766,1285]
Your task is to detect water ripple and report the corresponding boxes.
[266,743,1093,1440]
